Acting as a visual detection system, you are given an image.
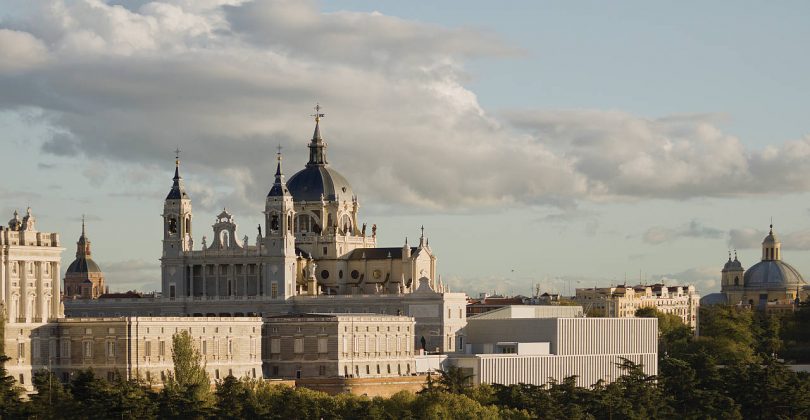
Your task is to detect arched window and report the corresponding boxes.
[734,276,739,286]
[220,231,229,248]
[296,214,312,233]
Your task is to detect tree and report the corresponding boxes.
[108,372,158,419]
[29,370,77,419]
[214,375,250,419]
[436,366,473,394]
[0,312,24,419]
[68,369,117,418]
[0,354,24,418]
[635,306,694,358]
[696,305,757,364]
[159,330,213,419]
[597,358,673,420]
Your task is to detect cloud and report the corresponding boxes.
[0,29,50,74]
[104,258,160,292]
[509,110,810,200]
[3,0,810,222]
[653,266,719,294]
[729,227,810,251]
[642,219,724,245]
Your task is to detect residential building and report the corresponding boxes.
[573,283,699,329]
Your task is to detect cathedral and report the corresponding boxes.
[704,224,809,312]
[65,108,468,357]
[160,109,438,300]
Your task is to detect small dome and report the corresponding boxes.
[66,257,102,274]
[743,260,805,288]
[287,166,354,202]
[701,292,729,306]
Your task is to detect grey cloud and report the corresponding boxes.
[41,132,80,156]
[653,266,718,294]
[3,0,810,223]
[104,259,160,292]
[729,227,810,251]
[643,219,724,245]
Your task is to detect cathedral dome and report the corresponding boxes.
[66,257,102,274]
[287,166,354,202]
[743,260,805,288]
[286,110,354,202]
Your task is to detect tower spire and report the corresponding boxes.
[76,216,91,258]
[307,103,328,166]
[167,148,189,200]
[268,144,290,197]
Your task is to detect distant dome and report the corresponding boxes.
[287,166,354,202]
[743,260,805,288]
[701,292,729,306]
[66,257,102,274]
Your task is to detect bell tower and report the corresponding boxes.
[262,147,297,300]
[160,149,192,299]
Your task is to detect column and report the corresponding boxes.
[52,261,61,318]
[20,261,28,322]
[201,264,207,298]
[214,264,220,297]
[201,264,207,297]
[35,261,43,322]
[243,264,247,297]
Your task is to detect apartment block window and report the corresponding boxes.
[145,341,152,357]
[319,365,326,376]
[271,282,278,299]
[272,366,279,376]
[202,340,207,355]
[159,341,166,356]
[83,341,93,358]
[17,343,24,359]
[107,372,115,381]
[318,337,327,354]
[227,339,233,355]
[294,338,304,354]
[271,338,281,354]
[106,341,115,357]
[215,369,220,380]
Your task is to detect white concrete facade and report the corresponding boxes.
[448,307,658,387]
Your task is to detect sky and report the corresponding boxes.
[2,0,810,297]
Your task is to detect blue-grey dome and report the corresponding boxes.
[287,166,354,202]
[743,260,805,288]
[66,257,102,274]
[701,292,729,306]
